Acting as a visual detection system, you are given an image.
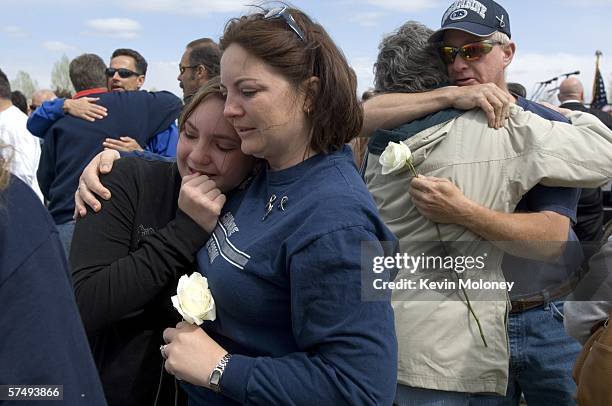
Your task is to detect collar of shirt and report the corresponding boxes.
[73,88,108,99]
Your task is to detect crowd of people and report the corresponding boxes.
[1,0,612,405]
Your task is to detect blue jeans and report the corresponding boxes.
[394,385,503,406]
[56,220,75,259]
[395,300,580,406]
[503,300,580,405]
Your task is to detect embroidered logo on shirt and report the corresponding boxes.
[206,212,250,270]
[206,238,220,264]
[221,212,239,237]
[136,224,155,243]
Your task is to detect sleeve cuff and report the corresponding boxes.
[172,209,211,250]
[538,204,578,224]
[220,354,256,404]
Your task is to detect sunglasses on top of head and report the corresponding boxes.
[439,40,503,64]
[104,67,141,78]
[263,6,306,42]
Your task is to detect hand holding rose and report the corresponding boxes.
[409,176,475,225]
[162,321,228,387]
[163,273,225,386]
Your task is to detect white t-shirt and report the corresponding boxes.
[0,105,43,201]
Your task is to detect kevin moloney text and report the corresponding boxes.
[373,278,515,292]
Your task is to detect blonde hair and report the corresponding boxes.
[488,31,510,45]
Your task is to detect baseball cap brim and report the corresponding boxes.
[429,22,497,43]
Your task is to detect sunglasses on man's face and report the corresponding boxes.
[105,67,141,78]
[263,6,306,42]
[439,40,503,64]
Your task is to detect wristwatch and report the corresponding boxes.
[209,353,232,393]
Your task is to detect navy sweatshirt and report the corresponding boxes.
[0,175,106,405]
[184,146,399,405]
[37,90,181,225]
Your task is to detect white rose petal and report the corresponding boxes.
[379,141,413,175]
[171,273,216,325]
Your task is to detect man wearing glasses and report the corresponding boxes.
[177,38,220,104]
[363,0,584,404]
[28,48,180,158]
[105,48,147,92]
[101,48,180,156]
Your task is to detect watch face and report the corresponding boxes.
[210,369,222,387]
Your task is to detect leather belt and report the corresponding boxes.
[510,278,577,313]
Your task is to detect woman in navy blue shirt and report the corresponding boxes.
[160,7,398,405]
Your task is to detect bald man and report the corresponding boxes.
[29,89,57,116]
[558,77,612,129]
[558,77,611,257]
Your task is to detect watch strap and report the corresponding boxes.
[209,353,232,393]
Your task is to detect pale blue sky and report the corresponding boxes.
[2,0,611,103]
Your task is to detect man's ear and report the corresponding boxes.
[137,75,146,89]
[302,76,320,113]
[196,65,208,80]
[502,42,516,68]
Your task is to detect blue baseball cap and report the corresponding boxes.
[429,0,511,43]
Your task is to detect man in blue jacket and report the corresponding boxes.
[28,48,180,157]
[37,53,182,255]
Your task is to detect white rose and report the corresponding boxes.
[171,273,216,325]
[379,141,413,175]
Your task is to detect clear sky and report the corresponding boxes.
[2,0,611,104]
